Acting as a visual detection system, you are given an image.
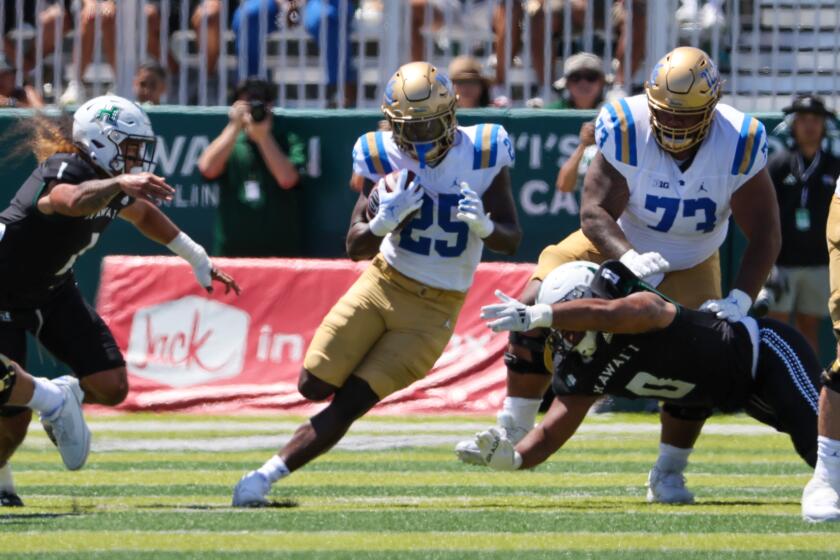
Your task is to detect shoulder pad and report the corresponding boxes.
[42,153,98,184]
[598,99,639,167]
[471,124,513,170]
[731,116,767,176]
[355,131,394,176]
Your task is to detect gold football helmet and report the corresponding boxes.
[645,46,722,153]
[381,61,457,166]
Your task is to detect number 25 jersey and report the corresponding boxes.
[352,125,514,292]
[595,94,768,270]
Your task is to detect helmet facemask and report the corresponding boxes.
[108,133,157,175]
[388,106,456,167]
[647,100,717,153]
[549,283,600,359]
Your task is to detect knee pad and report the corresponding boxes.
[504,330,550,375]
[821,359,840,393]
[0,359,17,407]
[661,403,713,422]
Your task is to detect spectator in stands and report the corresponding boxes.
[60,0,162,105]
[197,78,306,257]
[303,0,359,107]
[0,60,43,108]
[448,55,491,108]
[550,53,605,193]
[764,95,840,353]
[547,52,606,110]
[492,0,644,96]
[133,61,167,106]
[4,1,72,75]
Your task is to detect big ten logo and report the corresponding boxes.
[509,131,582,217]
[126,296,250,387]
[256,325,305,364]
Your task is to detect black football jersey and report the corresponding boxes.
[0,153,133,307]
[551,308,755,411]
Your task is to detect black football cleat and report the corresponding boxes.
[0,490,23,507]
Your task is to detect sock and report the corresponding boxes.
[27,377,64,419]
[815,436,840,490]
[0,463,13,492]
[256,455,290,484]
[502,397,541,430]
[655,443,692,473]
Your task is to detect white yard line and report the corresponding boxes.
[21,422,778,453]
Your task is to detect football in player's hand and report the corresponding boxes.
[366,169,420,229]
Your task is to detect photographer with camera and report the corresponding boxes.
[198,78,305,257]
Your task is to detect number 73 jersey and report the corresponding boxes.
[595,94,768,271]
[352,124,515,292]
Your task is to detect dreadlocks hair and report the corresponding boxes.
[2,112,78,165]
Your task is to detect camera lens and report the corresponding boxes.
[250,101,267,123]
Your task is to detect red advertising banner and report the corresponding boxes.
[97,257,533,414]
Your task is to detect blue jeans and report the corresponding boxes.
[303,0,357,86]
[232,0,281,78]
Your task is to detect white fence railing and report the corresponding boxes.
[4,0,840,109]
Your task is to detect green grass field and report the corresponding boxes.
[2,412,840,559]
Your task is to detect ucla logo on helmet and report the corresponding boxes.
[649,62,663,84]
[698,67,718,90]
[384,79,396,105]
[436,73,454,93]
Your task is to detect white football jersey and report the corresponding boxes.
[595,94,769,270]
[352,125,514,292]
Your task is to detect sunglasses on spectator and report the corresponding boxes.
[567,71,602,83]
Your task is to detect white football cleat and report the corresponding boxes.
[802,475,840,522]
[232,471,271,507]
[40,376,91,471]
[455,411,531,466]
[646,467,695,504]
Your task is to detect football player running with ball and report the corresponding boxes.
[0,96,239,507]
[474,261,823,499]
[232,61,521,507]
[456,46,781,505]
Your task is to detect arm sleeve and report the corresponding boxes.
[731,116,769,189]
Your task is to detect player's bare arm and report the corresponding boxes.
[729,168,782,299]
[479,167,521,255]
[516,394,598,469]
[547,292,676,334]
[120,199,241,295]
[345,179,383,260]
[580,152,632,258]
[38,173,175,217]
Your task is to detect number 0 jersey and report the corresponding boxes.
[352,125,514,292]
[595,95,769,270]
[0,153,133,307]
[551,308,758,411]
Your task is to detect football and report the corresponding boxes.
[366,169,419,226]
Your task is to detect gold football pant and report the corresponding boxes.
[531,229,722,308]
[303,255,465,399]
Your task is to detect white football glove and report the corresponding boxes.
[167,232,212,289]
[475,427,523,471]
[700,289,752,322]
[619,249,670,284]
[368,170,424,237]
[480,290,554,333]
[455,182,494,239]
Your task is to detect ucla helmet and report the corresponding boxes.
[381,61,457,167]
[645,47,722,153]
